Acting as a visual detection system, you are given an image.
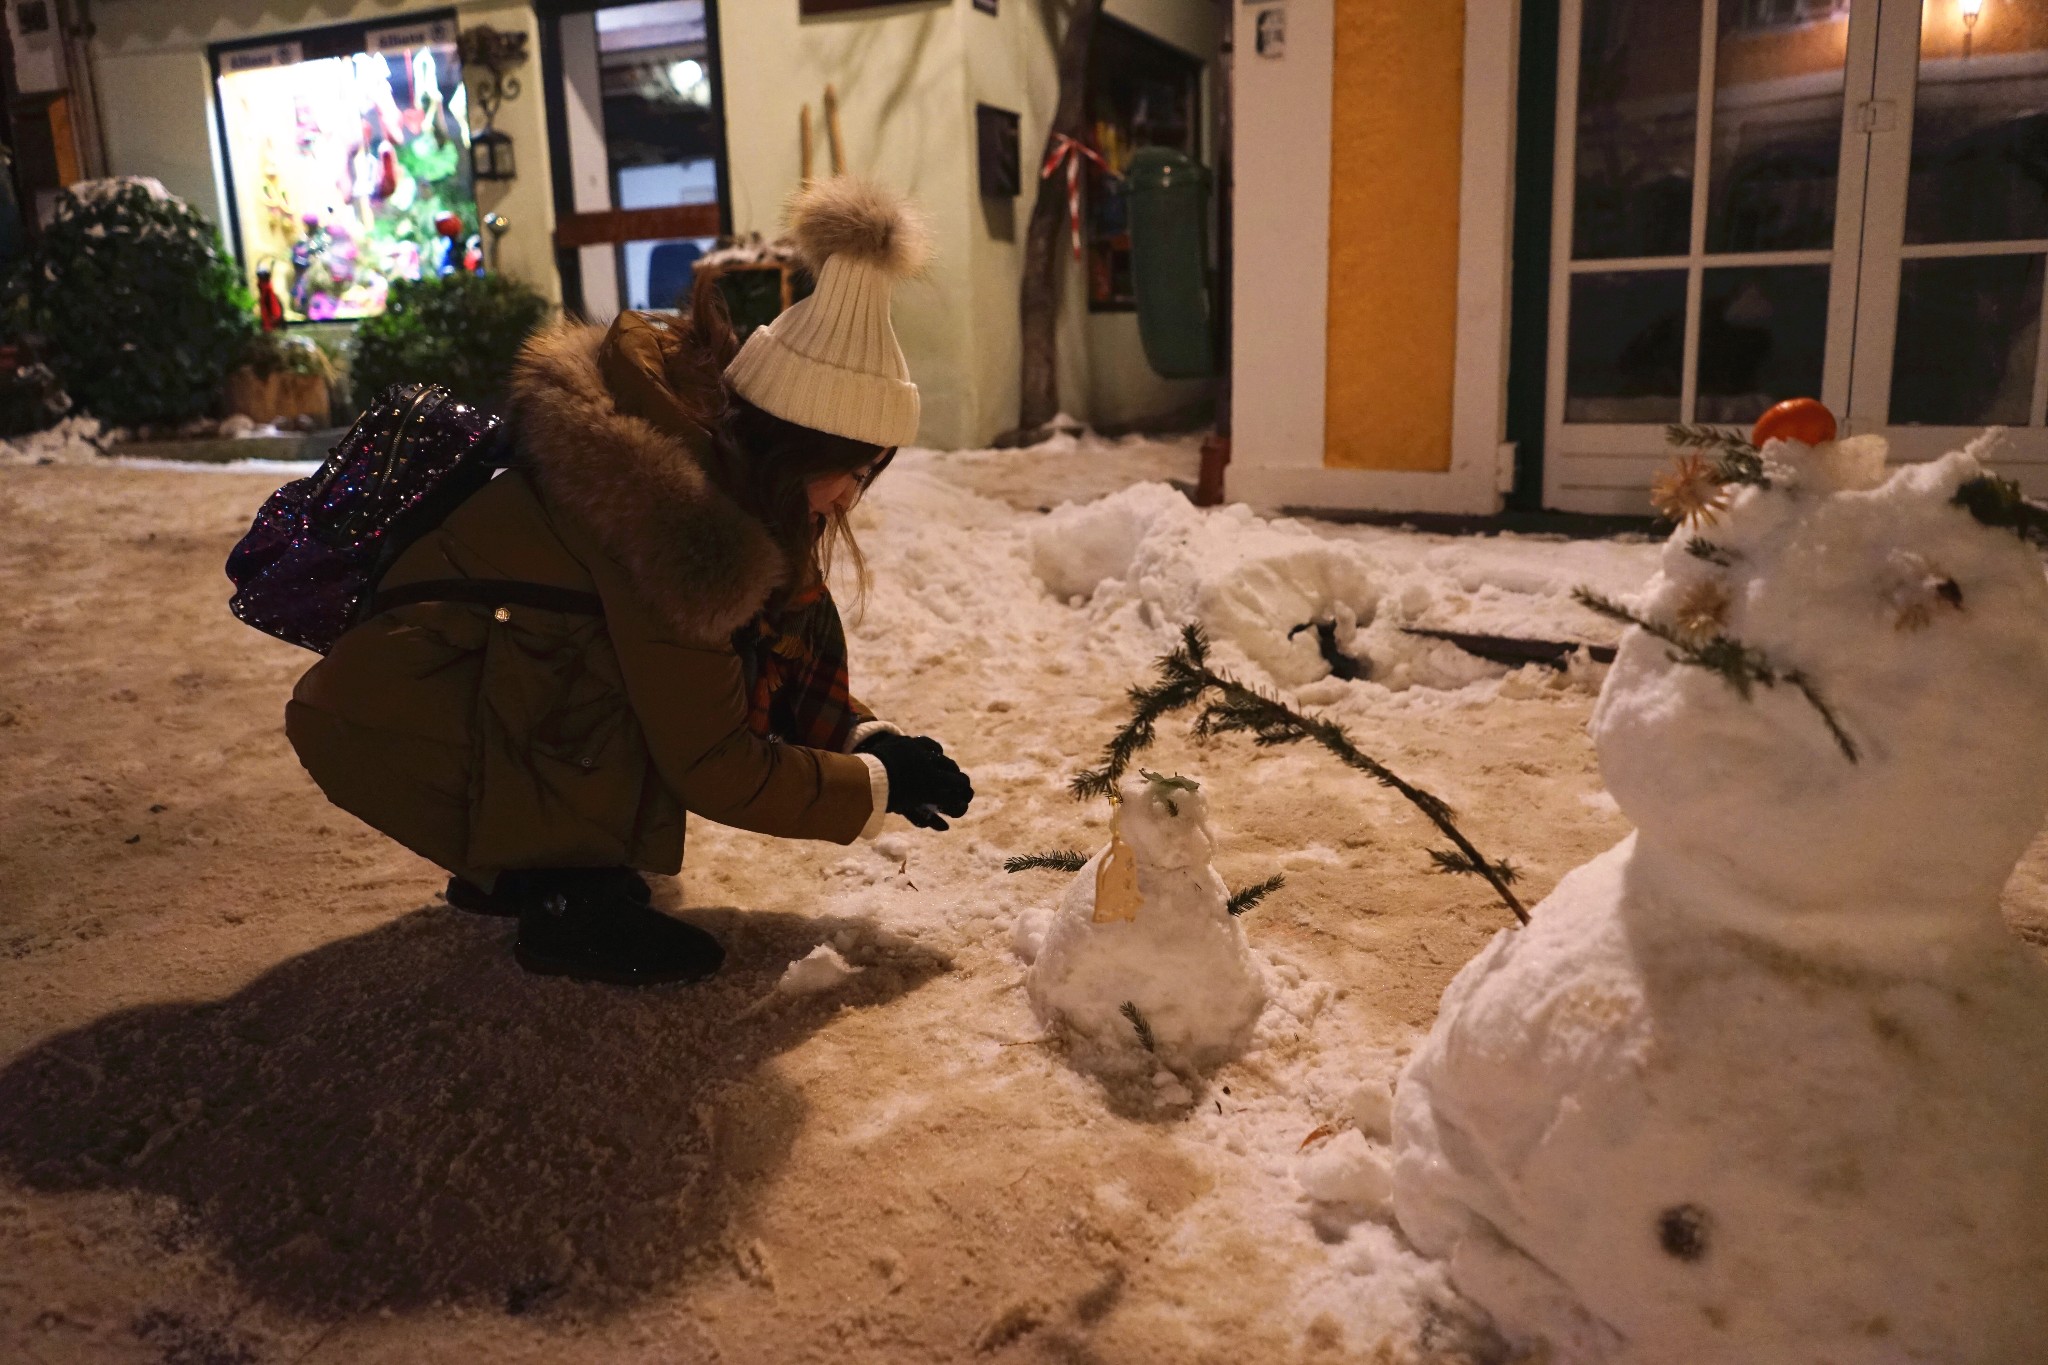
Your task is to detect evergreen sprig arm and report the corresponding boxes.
[1954,474,2048,547]
[1572,589,1858,762]
[1664,423,1756,454]
[1120,1001,1157,1053]
[1663,424,1768,487]
[1074,626,1529,925]
[1685,538,1734,566]
[1004,850,1089,874]
[1227,873,1286,917]
[1429,849,1519,883]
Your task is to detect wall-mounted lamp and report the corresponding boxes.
[1959,0,1984,27]
[471,128,515,181]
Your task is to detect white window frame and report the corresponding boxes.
[1545,0,2048,513]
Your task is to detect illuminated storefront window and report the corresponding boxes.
[211,11,478,322]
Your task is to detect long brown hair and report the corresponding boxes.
[666,272,891,609]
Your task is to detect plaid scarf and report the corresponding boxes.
[733,581,862,752]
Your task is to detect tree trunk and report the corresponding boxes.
[1012,0,1106,442]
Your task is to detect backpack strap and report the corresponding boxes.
[367,578,606,619]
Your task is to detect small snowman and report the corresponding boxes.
[1391,404,2048,1363]
[1022,771,1268,1077]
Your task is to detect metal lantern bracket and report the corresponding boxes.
[459,24,528,181]
[458,24,528,126]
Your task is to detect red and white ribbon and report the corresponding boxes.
[1040,133,1114,260]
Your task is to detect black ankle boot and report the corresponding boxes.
[447,868,653,917]
[508,869,723,986]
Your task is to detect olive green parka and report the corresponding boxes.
[286,313,882,887]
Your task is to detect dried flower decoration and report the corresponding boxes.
[1674,580,1732,641]
[1652,453,1733,527]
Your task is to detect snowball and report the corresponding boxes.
[1344,1081,1393,1142]
[1023,773,1266,1076]
[1392,442,2048,1362]
[1297,1129,1393,1216]
[774,944,863,997]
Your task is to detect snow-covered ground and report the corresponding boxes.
[3,434,2043,1364]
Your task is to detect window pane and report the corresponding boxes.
[1566,269,1689,422]
[1705,0,1849,253]
[1695,263,1829,422]
[1889,254,2043,425]
[619,235,714,311]
[598,1,721,211]
[1573,0,1702,260]
[1905,0,2048,245]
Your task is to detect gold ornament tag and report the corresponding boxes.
[1092,800,1144,924]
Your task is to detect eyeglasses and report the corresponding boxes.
[855,448,897,491]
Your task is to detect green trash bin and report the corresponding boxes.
[1125,147,1216,380]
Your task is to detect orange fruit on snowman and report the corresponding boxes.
[1751,397,1836,448]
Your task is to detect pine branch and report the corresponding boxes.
[1954,474,2048,546]
[1663,424,1768,488]
[1684,538,1734,566]
[1665,422,1755,455]
[1004,850,1088,874]
[1070,627,1212,798]
[1429,849,1520,884]
[1227,873,1286,917]
[1071,627,1526,925]
[1120,1000,1156,1053]
[1785,671,1859,766]
[1572,588,1858,762]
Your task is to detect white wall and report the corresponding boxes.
[715,0,982,447]
[90,0,560,305]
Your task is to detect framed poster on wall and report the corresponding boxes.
[210,10,478,322]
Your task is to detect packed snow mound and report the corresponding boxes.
[1021,773,1267,1077]
[0,416,104,466]
[1030,483,1380,688]
[1392,438,2048,1363]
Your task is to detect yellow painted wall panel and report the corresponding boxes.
[1324,0,1464,472]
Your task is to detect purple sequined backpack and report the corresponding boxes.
[226,382,508,653]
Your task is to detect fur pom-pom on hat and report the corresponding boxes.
[785,176,930,279]
[724,175,928,447]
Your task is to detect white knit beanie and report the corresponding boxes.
[724,177,930,448]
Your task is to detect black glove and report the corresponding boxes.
[857,732,974,831]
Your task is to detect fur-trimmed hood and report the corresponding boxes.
[507,318,785,642]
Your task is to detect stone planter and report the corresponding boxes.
[226,368,331,426]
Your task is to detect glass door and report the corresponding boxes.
[1848,0,2048,468]
[1545,0,2048,511]
[545,0,728,319]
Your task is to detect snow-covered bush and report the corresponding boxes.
[12,178,254,429]
[1391,433,2048,1362]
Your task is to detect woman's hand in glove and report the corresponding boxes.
[857,732,974,830]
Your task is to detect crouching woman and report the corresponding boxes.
[284,179,971,985]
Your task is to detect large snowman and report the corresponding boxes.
[1392,424,2048,1362]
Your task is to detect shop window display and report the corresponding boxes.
[212,13,479,323]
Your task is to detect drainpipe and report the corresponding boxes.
[1194,16,1233,507]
